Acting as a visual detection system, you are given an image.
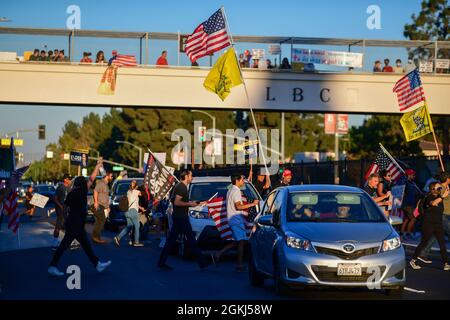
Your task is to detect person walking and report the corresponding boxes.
[409,181,450,271]
[157,170,211,270]
[113,180,145,247]
[92,170,113,244]
[212,175,259,272]
[401,169,423,240]
[48,160,111,276]
[51,173,73,250]
[418,172,450,263]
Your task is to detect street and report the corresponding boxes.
[1,208,449,300]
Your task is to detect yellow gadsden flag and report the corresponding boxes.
[97,65,118,95]
[203,48,243,101]
[400,104,434,142]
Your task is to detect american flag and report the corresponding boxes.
[364,148,403,182]
[112,54,137,67]
[1,166,29,233]
[392,69,426,112]
[185,9,231,63]
[206,194,257,241]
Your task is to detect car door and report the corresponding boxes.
[255,190,278,274]
[262,190,285,275]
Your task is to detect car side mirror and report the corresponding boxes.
[257,215,273,226]
[388,216,403,226]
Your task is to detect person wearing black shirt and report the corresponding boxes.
[248,164,271,198]
[48,160,112,277]
[410,182,450,271]
[272,169,293,190]
[157,170,212,270]
[377,170,393,215]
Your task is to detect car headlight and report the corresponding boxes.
[189,210,209,219]
[285,232,313,251]
[382,233,401,252]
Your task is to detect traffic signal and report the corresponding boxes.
[38,125,45,140]
[198,126,207,142]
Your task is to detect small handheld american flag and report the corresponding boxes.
[364,147,403,183]
[112,54,137,67]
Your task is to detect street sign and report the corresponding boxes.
[63,153,70,160]
[112,166,124,171]
[1,138,24,147]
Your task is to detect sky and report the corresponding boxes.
[0,0,423,161]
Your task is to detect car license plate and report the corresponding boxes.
[337,263,362,276]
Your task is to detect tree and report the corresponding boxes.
[404,0,449,63]
[348,115,423,158]
[403,0,450,158]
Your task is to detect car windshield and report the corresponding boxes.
[189,181,259,202]
[287,192,385,222]
[35,185,55,193]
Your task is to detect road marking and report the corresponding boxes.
[404,287,426,294]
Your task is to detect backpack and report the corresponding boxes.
[118,195,129,212]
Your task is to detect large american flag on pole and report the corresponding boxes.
[392,69,426,112]
[185,8,231,63]
[206,194,257,241]
[364,148,403,183]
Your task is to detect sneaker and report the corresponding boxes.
[114,236,120,247]
[409,259,421,270]
[133,242,144,247]
[444,263,450,271]
[417,256,432,264]
[96,260,112,273]
[157,263,173,271]
[48,266,64,277]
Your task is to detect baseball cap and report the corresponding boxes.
[405,168,416,175]
[282,169,292,177]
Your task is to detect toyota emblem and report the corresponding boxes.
[343,243,355,253]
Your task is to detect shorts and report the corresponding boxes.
[403,206,415,220]
[230,224,248,241]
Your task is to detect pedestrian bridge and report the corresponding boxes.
[0,61,449,114]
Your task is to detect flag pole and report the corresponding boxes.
[220,6,270,174]
[431,129,445,172]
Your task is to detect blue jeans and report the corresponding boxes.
[116,208,140,243]
[421,215,450,257]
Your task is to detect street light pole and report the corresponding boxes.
[115,140,143,171]
[191,109,216,168]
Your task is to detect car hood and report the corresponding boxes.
[287,222,393,243]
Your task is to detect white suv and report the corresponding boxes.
[187,176,262,249]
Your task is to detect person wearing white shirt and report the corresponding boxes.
[114,180,145,247]
[212,175,258,272]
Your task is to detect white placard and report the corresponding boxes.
[268,45,281,55]
[30,193,49,208]
[435,59,450,69]
[251,49,265,60]
[46,151,54,159]
[63,153,70,160]
[419,61,433,73]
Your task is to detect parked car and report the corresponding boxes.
[107,178,145,231]
[188,176,262,250]
[249,185,405,296]
[33,184,56,205]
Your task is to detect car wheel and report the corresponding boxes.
[249,252,264,286]
[273,258,289,296]
[386,286,404,297]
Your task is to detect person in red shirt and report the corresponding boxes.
[382,58,394,72]
[156,50,168,66]
[80,52,93,63]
